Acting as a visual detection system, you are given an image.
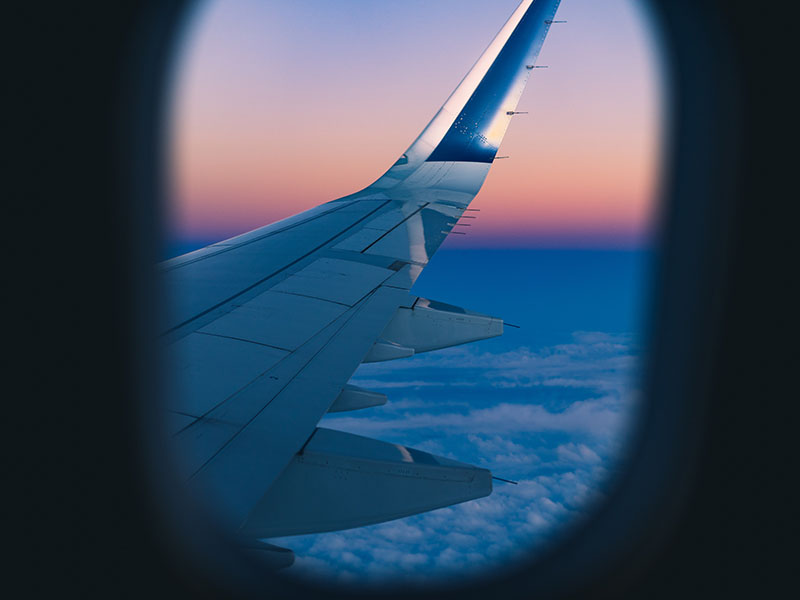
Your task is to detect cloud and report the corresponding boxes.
[348,379,449,389]
[326,394,632,439]
[350,331,640,395]
[276,469,608,586]
[273,331,641,586]
[557,442,602,464]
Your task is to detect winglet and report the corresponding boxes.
[368,0,562,194]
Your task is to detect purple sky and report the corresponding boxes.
[169,0,664,248]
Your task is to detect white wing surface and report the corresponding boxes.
[162,0,562,556]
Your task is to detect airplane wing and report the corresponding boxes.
[162,0,562,558]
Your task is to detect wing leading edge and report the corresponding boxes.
[164,0,562,556]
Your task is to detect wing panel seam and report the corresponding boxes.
[360,203,431,254]
[187,287,382,480]
[163,199,391,336]
[161,201,356,273]
[195,331,293,353]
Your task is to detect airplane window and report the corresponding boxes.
[166,0,664,588]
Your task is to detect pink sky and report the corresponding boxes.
[169,0,663,248]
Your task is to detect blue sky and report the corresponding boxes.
[267,248,651,587]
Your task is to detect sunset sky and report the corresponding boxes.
[165,1,662,583]
[168,0,663,249]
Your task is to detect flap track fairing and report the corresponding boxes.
[363,297,503,362]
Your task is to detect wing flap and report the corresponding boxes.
[241,428,492,538]
[178,284,411,529]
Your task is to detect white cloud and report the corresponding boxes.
[348,379,448,389]
[326,394,633,439]
[349,332,641,398]
[274,331,642,586]
[557,442,602,464]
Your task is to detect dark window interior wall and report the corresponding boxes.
[7,1,792,598]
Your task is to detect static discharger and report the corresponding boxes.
[526,65,549,69]
[443,230,467,235]
[492,476,519,485]
[494,156,510,160]
[507,111,529,115]
[545,20,567,24]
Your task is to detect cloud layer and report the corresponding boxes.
[271,332,641,587]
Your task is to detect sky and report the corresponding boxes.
[168,0,663,249]
[165,0,662,587]
[270,248,650,587]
